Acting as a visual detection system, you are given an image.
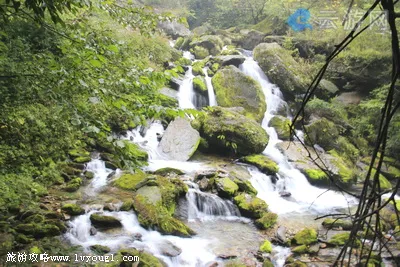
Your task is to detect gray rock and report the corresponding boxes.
[237,29,266,50]
[159,118,201,161]
[214,55,246,68]
[158,21,190,38]
[276,226,287,243]
[159,240,182,257]
[160,87,179,100]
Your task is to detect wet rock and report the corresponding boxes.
[153,167,185,176]
[268,115,293,140]
[113,171,148,190]
[193,107,269,156]
[136,186,162,205]
[159,117,201,161]
[198,177,211,191]
[133,233,142,241]
[214,55,246,68]
[215,178,239,198]
[240,154,279,175]
[212,66,266,123]
[322,218,353,230]
[236,29,266,50]
[190,35,224,56]
[217,253,238,260]
[276,226,287,243]
[279,191,291,197]
[90,227,97,236]
[159,240,182,257]
[292,228,318,245]
[205,262,219,267]
[234,193,268,219]
[158,20,190,38]
[89,213,122,229]
[255,212,278,230]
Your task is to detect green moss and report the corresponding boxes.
[303,169,329,186]
[90,244,111,255]
[199,107,269,155]
[120,200,133,211]
[211,63,220,72]
[29,246,42,254]
[114,171,148,190]
[153,167,184,176]
[84,171,94,179]
[234,179,258,196]
[174,37,184,49]
[234,193,268,219]
[240,154,279,175]
[305,118,339,151]
[68,148,90,158]
[269,116,292,140]
[335,136,360,163]
[292,244,308,254]
[263,259,274,267]
[15,223,61,238]
[132,195,194,237]
[61,203,85,216]
[73,156,91,163]
[329,150,358,185]
[175,56,192,66]
[216,178,239,197]
[322,218,352,230]
[370,168,392,190]
[255,212,278,230]
[192,60,206,76]
[90,214,122,228]
[193,76,207,95]
[117,248,163,267]
[292,228,317,245]
[212,66,266,123]
[329,232,350,246]
[64,177,82,192]
[193,46,209,59]
[259,240,272,253]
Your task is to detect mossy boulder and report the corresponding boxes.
[328,232,360,247]
[73,156,91,163]
[84,171,95,179]
[190,35,224,56]
[193,76,207,96]
[253,43,308,99]
[153,167,184,176]
[132,195,194,237]
[304,118,340,151]
[64,177,82,192]
[322,218,353,230]
[61,204,85,216]
[234,193,268,219]
[234,179,258,196]
[255,212,278,230]
[194,106,269,156]
[90,214,122,229]
[269,116,292,140]
[240,154,279,175]
[370,168,392,190]
[215,178,239,198]
[211,63,220,73]
[0,233,14,255]
[292,228,317,245]
[192,60,206,76]
[259,240,272,253]
[291,244,308,254]
[114,171,148,191]
[302,169,330,186]
[193,46,209,59]
[214,55,246,68]
[15,223,61,238]
[212,66,266,123]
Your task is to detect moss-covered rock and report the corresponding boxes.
[192,60,206,76]
[322,218,353,230]
[114,171,148,191]
[84,171,94,179]
[269,116,292,140]
[292,228,317,245]
[259,240,272,253]
[132,195,194,237]
[253,43,309,99]
[215,178,239,198]
[263,259,274,267]
[73,156,91,163]
[193,46,209,59]
[305,118,340,151]
[234,193,268,219]
[190,35,224,56]
[195,107,269,156]
[240,154,279,175]
[64,177,82,192]
[255,212,278,230]
[120,200,133,211]
[328,150,358,186]
[302,169,330,186]
[15,223,61,238]
[291,244,308,254]
[212,66,266,123]
[90,214,122,229]
[211,63,220,73]
[234,179,258,196]
[329,232,353,246]
[153,167,184,176]
[61,203,85,216]
[174,37,184,49]
[370,168,392,190]
[193,76,207,96]
[0,233,14,255]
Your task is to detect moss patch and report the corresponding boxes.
[255,212,278,230]
[269,116,292,140]
[114,171,148,190]
[292,228,317,245]
[193,76,207,95]
[234,193,268,219]
[61,204,85,216]
[303,169,329,186]
[259,240,272,253]
[216,177,239,198]
[240,154,279,175]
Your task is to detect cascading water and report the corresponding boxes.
[239,54,357,215]
[178,67,196,109]
[184,181,242,221]
[203,67,217,106]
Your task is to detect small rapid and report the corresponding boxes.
[203,67,217,106]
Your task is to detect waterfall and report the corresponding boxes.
[203,67,217,106]
[178,67,196,109]
[84,159,115,196]
[239,56,357,215]
[184,182,243,221]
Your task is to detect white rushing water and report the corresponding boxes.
[239,56,357,215]
[203,67,217,106]
[178,67,196,109]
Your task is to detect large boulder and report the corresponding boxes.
[89,214,122,229]
[304,118,340,151]
[190,35,224,56]
[268,115,293,140]
[212,66,266,122]
[253,43,309,100]
[159,117,200,161]
[235,29,266,50]
[240,154,279,175]
[213,55,246,68]
[233,193,268,219]
[158,21,190,38]
[193,107,269,156]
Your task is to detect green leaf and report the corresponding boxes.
[89,59,102,68]
[107,45,119,53]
